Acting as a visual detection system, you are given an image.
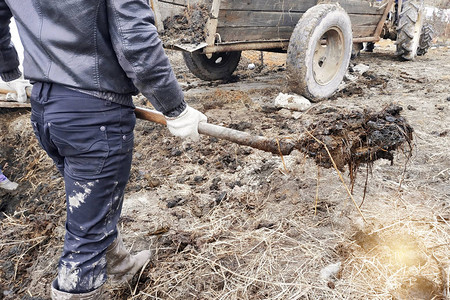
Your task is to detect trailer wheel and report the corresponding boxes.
[287,4,352,101]
[396,0,424,60]
[182,51,241,81]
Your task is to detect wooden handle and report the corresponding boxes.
[134,107,295,155]
[0,88,14,95]
[0,90,295,155]
[0,89,295,155]
[134,106,167,126]
[0,86,32,97]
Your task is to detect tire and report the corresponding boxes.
[417,23,433,56]
[396,0,424,60]
[182,51,241,81]
[287,4,352,101]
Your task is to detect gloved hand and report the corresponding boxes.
[165,105,207,141]
[0,79,32,103]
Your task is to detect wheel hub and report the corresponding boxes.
[313,27,345,85]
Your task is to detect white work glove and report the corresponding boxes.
[165,105,207,141]
[0,79,31,103]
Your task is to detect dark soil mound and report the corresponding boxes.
[297,104,413,177]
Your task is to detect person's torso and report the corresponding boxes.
[7,0,138,102]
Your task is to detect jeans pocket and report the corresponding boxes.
[119,106,136,154]
[31,121,44,149]
[120,131,134,154]
[50,123,109,176]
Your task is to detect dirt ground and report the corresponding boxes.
[0,41,449,299]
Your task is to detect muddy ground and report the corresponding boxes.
[0,42,449,299]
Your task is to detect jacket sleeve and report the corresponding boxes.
[106,0,185,115]
[0,1,21,81]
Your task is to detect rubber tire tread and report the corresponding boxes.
[396,0,423,60]
[182,51,241,81]
[286,4,352,101]
[417,23,433,56]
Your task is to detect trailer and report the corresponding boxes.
[150,0,413,101]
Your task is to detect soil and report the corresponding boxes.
[0,42,449,299]
[161,3,211,46]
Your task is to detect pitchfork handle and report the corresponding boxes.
[134,107,295,155]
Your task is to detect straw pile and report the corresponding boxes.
[0,94,447,299]
[0,109,64,296]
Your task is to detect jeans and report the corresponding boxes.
[30,82,135,293]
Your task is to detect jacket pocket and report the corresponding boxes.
[49,123,109,176]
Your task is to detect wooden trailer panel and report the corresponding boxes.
[157,0,389,45]
[219,0,384,14]
[217,0,387,42]
[216,11,383,42]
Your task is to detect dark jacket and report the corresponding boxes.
[0,0,184,113]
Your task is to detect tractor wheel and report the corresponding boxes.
[182,51,241,81]
[396,0,424,60]
[417,23,433,56]
[287,4,352,101]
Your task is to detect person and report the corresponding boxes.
[0,167,18,191]
[0,1,207,299]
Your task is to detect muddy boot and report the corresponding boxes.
[51,281,104,300]
[0,178,18,191]
[106,231,151,285]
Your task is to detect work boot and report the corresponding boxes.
[106,230,151,285]
[51,281,105,300]
[0,178,18,191]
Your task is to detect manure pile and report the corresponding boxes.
[161,3,211,46]
[296,104,413,177]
